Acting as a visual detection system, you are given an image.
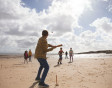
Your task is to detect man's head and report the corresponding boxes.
[42,30,48,37]
[60,48,62,50]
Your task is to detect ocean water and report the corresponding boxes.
[74,53,112,58]
[47,53,112,59]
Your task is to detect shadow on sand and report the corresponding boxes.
[13,62,24,66]
[29,81,38,88]
[68,62,72,63]
[13,63,23,65]
[29,82,58,88]
[54,64,61,67]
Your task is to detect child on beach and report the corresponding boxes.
[24,50,28,64]
[69,48,74,62]
[58,48,64,64]
[35,30,62,88]
[28,49,32,62]
[65,51,68,59]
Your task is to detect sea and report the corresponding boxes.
[0,53,112,59]
[47,53,112,59]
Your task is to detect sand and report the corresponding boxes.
[0,55,112,88]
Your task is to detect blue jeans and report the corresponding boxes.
[36,58,49,83]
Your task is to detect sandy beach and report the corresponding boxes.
[0,55,112,88]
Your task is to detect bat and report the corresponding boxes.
[56,44,63,47]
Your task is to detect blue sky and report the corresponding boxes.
[22,0,52,12]
[0,0,112,53]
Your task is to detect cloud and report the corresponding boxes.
[47,15,74,36]
[5,27,25,36]
[35,0,92,39]
[0,0,93,53]
[1,0,112,53]
[0,0,39,53]
[0,36,9,47]
[0,0,30,19]
[90,17,112,35]
[85,17,112,50]
[16,38,36,48]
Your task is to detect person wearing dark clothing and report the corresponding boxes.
[24,50,28,64]
[65,51,68,59]
[58,48,64,64]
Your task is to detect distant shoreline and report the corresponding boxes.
[75,50,112,54]
[0,50,112,56]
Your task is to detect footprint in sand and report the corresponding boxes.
[108,65,112,68]
[88,73,95,76]
[93,81,96,83]
[62,82,65,84]
[9,77,12,79]
[96,76,98,77]
[79,79,83,82]
[82,86,89,88]
[101,63,106,65]
[32,71,37,73]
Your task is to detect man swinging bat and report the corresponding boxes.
[35,30,62,88]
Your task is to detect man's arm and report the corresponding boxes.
[48,44,53,47]
[48,44,63,48]
[42,41,54,53]
[42,39,62,53]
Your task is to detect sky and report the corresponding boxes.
[0,0,112,54]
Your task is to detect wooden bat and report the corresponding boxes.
[56,44,63,47]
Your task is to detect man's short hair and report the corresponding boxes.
[42,30,48,36]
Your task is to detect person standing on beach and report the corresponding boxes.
[65,51,68,59]
[58,48,64,64]
[35,30,62,88]
[28,49,32,62]
[24,50,28,64]
[69,48,74,62]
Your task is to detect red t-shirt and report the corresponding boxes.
[58,50,64,55]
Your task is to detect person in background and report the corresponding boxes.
[24,50,28,64]
[65,51,68,59]
[58,48,64,64]
[28,49,32,62]
[69,48,74,62]
[35,30,62,88]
